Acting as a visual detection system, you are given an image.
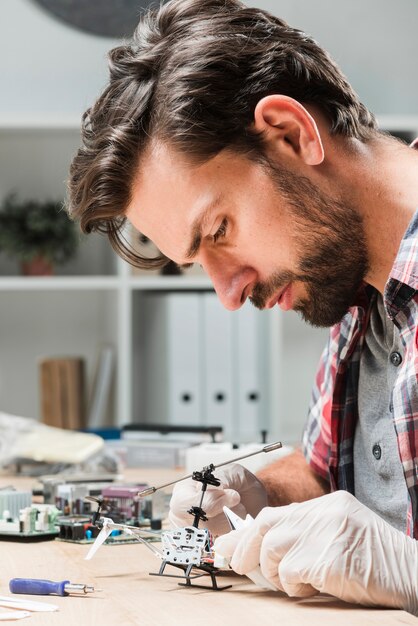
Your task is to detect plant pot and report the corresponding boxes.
[21,256,54,276]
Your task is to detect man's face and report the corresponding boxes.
[127,142,368,327]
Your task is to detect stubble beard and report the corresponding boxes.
[249,162,369,328]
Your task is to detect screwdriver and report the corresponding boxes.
[9,578,98,596]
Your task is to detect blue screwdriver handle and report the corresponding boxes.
[9,578,70,596]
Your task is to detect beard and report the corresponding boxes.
[249,161,369,327]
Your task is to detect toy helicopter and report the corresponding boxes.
[85,441,282,590]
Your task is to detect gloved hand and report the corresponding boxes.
[213,490,418,615]
[168,463,268,536]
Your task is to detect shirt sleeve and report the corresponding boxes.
[302,329,337,482]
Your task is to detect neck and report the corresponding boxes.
[334,134,418,294]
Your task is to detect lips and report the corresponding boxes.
[266,283,290,309]
[277,283,293,311]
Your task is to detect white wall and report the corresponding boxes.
[247,0,418,115]
[0,0,119,117]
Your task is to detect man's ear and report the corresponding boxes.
[253,95,324,166]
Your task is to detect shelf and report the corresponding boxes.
[0,115,82,131]
[0,275,213,292]
[0,276,120,291]
[377,115,418,131]
[128,275,213,291]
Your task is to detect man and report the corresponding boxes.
[67,0,418,615]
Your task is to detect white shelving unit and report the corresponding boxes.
[1,115,417,443]
[0,117,118,426]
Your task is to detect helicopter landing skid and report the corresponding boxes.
[149,560,232,591]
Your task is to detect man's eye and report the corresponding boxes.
[213,218,228,243]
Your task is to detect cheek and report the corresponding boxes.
[263,234,298,268]
[252,220,294,257]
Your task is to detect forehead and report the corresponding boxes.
[138,141,217,209]
[127,143,213,259]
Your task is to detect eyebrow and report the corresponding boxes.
[184,194,223,260]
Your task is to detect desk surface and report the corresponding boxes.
[1,469,417,626]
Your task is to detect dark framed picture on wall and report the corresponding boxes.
[31,0,160,38]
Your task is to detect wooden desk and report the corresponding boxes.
[1,470,417,625]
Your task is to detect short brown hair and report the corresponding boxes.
[67,0,378,269]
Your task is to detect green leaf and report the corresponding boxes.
[0,193,79,264]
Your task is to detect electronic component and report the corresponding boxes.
[0,503,59,539]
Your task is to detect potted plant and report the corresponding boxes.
[0,193,79,275]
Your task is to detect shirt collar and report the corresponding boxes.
[384,208,418,319]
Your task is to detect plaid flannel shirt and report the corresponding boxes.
[303,209,418,539]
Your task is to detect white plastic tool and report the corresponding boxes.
[219,506,277,591]
[0,611,31,621]
[0,596,58,612]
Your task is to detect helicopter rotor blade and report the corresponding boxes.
[84,495,102,505]
[85,519,113,560]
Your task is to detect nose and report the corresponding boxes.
[200,256,257,311]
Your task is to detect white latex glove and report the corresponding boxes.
[168,463,268,536]
[213,490,418,615]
